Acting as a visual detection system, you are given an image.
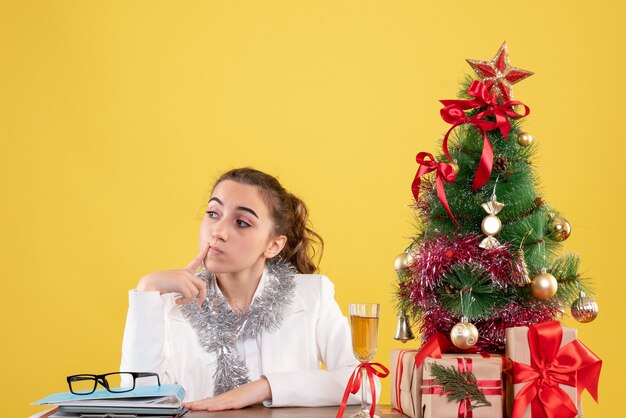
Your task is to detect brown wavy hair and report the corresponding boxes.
[213,168,324,274]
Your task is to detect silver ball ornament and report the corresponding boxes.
[571,291,599,323]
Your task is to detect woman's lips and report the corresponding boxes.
[208,246,224,255]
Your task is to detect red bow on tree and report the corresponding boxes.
[511,321,602,418]
[411,152,458,226]
[440,80,530,191]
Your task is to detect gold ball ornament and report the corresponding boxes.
[530,269,558,300]
[571,291,599,323]
[517,132,534,147]
[481,215,502,236]
[450,318,479,349]
[394,252,414,271]
[550,216,571,242]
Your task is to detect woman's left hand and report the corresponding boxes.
[183,377,272,411]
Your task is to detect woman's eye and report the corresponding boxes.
[236,220,251,228]
[206,210,219,218]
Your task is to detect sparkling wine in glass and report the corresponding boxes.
[349,303,380,418]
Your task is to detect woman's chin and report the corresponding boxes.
[203,260,231,274]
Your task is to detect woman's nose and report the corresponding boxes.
[211,219,228,241]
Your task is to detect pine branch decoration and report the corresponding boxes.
[429,363,492,410]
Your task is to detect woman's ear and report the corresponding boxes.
[264,235,287,259]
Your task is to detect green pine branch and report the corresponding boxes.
[436,264,511,318]
[551,253,592,304]
[429,363,492,410]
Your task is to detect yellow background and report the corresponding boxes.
[2,1,624,417]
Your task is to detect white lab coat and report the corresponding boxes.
[120,273,378,406]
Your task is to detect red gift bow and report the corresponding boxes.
[440,80,530,191]
[414,332,455,369]
[511,321,602,418]
[411,152,459,226]
[336,362,389,418]
[422,357,502,418]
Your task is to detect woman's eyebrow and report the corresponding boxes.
[237,206,259,219]
[208,197,259,219]
[208,197,223,205]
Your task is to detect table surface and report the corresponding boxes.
[30,404,404,418]
[184,405,403,417]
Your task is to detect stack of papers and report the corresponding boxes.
[32,384,186,417]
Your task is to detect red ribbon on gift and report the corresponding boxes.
[511,321,602,418]
[393,349,419,415]
[414,333,456,369]
[411,152,459,226]
[336,362,389,418]
[414,332,484,367]
[440,80,530,191]
[457,358,474,418]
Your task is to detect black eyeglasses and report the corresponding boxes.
[67,372,161,395]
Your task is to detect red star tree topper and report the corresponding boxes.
[466,42,533,102]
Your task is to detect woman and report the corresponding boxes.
[120,168,375,411]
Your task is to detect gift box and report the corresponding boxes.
[505,321,602,418]
[391,349,422,418]
[391,334,458,417]
[421,355,503,418]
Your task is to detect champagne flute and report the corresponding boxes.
[349,303,380,418]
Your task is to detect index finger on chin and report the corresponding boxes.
[185,241,210,271]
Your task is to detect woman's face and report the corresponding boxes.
[200,180,285,276]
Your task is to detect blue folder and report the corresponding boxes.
[33,384,186,415]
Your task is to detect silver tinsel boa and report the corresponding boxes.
[181,258,296,395]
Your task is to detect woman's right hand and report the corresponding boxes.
[136,241,210,306]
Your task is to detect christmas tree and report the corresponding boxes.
[394,42,599,353]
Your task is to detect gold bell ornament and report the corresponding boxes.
[450,317,479,349]
[393,312,416,343]
[548,214,571,242]
[570,291,599,323]
[479,195,505,249]
[530,268,558,300]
